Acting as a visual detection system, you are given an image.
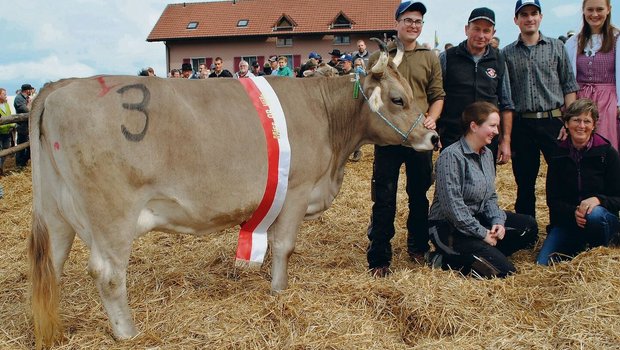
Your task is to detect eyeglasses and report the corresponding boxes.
[399,18,424,27]
[569,118,594,126]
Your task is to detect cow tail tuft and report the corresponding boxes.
[28,81,62,349]
[29,214,61,349]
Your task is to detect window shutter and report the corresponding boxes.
[293,55,301,68]
[258,56,265,68]
[206,57,213,68]
[233,57,241,73]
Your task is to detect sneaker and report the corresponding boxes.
[425,251,443,269]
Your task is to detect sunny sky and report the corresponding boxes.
[1,0,617,97]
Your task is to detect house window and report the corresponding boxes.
[241,56,258,66]
[191,58,206,71]
[276,37,293,47]
[333,35,350,45]
[187,22,198,30]
[237,19,249,27]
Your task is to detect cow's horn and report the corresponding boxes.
[370,37,388,75]
[392,36,404,67]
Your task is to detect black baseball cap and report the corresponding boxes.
[468,7,495,25]
[395,1,427,20]
[515,0,541,15]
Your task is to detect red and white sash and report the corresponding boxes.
[236,77,291,265]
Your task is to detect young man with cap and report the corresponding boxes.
[338,54,355,75]
[438,7,514,164]
[250,61,265,76]
[181,63,193,79]
[14,83,34,167]
[502,0,579,217]
[366,1,445,276]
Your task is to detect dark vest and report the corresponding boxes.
[440,42,505,128]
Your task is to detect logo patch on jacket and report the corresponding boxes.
[486,68,497,79]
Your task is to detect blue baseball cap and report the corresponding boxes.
[395,1,427,20]
[309,51,322,60]
[339,54,353,62]
[515,0,541,15]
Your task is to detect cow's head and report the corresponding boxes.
[362,38,439,151]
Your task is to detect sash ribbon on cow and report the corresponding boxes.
[235,77,291,266]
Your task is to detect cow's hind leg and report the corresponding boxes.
[47,212,76,281]
[88,229,137,339]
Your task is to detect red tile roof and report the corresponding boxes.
[147,0,401,41]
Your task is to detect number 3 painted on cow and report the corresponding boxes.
[116,84,150,142]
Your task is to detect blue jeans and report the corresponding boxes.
[536,206,620,265]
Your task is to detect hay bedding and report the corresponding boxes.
[1,146,620,349]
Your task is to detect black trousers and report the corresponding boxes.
[429,212,537,278]
[511,116,562,217]
[16,131,30,167]
[367,145,433,268]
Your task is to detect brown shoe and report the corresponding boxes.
[369,266,391,278]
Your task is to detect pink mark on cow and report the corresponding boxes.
[53,142,60,150]
[96,77,120,97]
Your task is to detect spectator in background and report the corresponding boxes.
[0,88,16,176]
[338,54,355,75]
[209,57,233,78]
[353,57,366,74]
[352,39,370,66]
[181,63,193,78]
[263,62,273,76]
[234,60,255,78]
[276,56,294,77]
[251,61,265,76]
[169,69,181,78]
[14,83,33,168]
[147,67,155,76]
[268,56,279,75]
[327,49,344,74]
[491,36,500,48]
[444,43,454,51]
[298,52,322,77]
[564,0,619,151]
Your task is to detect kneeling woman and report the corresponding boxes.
[428,102,537,278]
[537,99,620,265]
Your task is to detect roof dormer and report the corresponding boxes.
[330,12,353,29]
[273,14,297,31]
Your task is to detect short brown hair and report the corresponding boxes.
[461,101,500,134]
[563,99,599,124]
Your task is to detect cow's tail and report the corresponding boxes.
[28,82,62,349]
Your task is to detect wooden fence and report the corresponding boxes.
[0,113,29,158]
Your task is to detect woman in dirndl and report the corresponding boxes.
[565,0,620,150]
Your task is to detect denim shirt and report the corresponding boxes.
[429,137,506,239]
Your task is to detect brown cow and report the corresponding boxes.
[29,39,439,348]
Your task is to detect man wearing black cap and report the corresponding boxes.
[250,61,265,76]
[366,1,445,276]
[438,7,514,164]
[502,0,578,218]
[181,63,193,79]
[14,84,34,167]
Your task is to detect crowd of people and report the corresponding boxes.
[1,0,618,280]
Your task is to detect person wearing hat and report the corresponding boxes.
[181,63,193,79]
[338,54,355,75]
[437,7,514,166]
[250,61,265,76]
[502,0,579,218]
[268,56,279,76]
[297,52,322,77]
[0,87,17,176]
[366,1,445,276]
[14,83,34,168]
[327,49,344,74]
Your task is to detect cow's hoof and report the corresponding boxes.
[369,266,391,278]
[349,150,363,162]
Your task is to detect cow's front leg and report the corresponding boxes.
[269,198,307,292]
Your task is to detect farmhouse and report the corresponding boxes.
[147,0,399,74]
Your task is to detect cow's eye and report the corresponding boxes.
[391,97,404,106]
